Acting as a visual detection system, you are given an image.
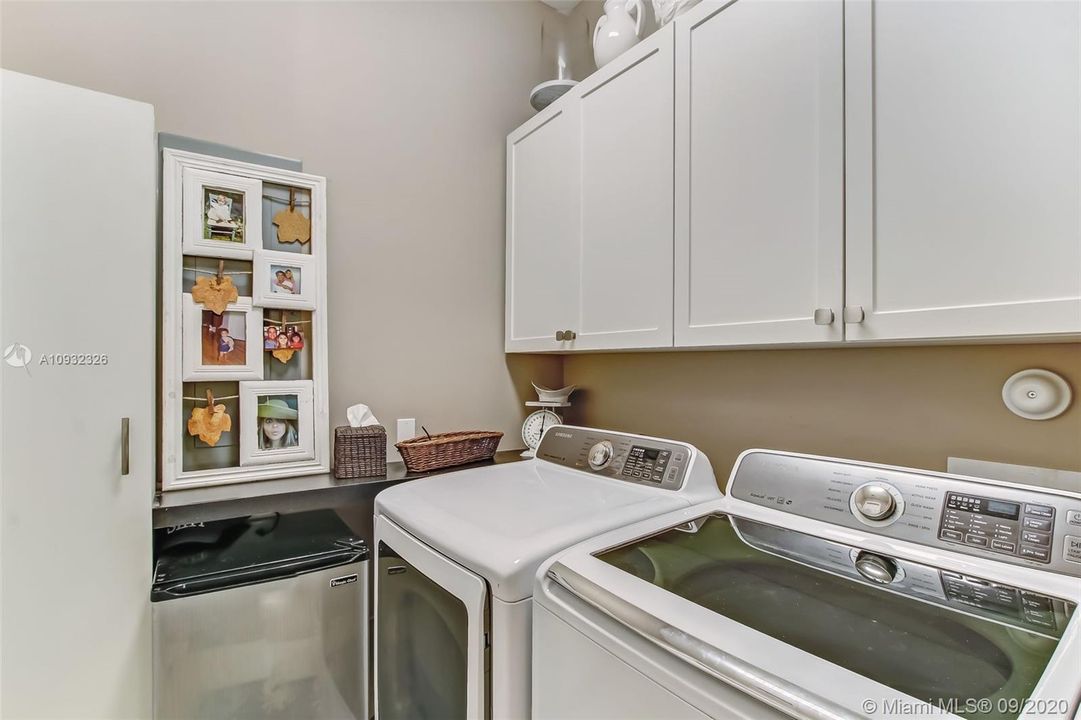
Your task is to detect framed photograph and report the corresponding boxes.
[182,168,262,259]
[253,250,317,309]
[239,380,315,466]
[182,294,263,381]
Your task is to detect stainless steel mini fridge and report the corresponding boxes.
[152,511,369,720]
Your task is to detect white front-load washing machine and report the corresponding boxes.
[373,425,722,719]
[534,450,1081,720]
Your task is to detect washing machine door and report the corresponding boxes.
[375,515,489,720]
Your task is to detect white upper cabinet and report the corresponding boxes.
[506,104,581,352]
[575,28,675,351]
[506,0,1080,353]
[844,0,1081,341]
[506,28,675,353]
[674,0,844,347]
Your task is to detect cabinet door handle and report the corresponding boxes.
[843,306,865,324]
[813,308,834,326]
[555,330,565,341]
[564,330,576,341]
[121,417,130,476]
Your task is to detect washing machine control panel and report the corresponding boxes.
[536,427,690,490]
[728,451,1081,577]
[938,492,1056,564]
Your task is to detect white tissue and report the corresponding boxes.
[347,403,381,428]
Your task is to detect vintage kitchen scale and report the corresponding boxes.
[521,383,576,458]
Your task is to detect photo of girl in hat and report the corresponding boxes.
[257,395,299,450]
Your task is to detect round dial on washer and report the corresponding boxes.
[588,440,614,470]
[854,551,898,584]
[852,483,897,521]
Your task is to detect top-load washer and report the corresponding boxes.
[534,449,1081,720]
[373,425,722,719]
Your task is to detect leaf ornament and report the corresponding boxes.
[272,348,296,364]
[187,403,232,446]
[273,207,311,244]
[191,275,239,314]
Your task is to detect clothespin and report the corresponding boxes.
[206,389,215,408]
[288,188,295,212]
[216,260,225,282]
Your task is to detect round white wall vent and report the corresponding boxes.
[1001,369,1072,421]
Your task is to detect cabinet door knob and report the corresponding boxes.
[564,330,576,340]
[555,330,565,341]
[813,308,834,326]
[843,306,866,324]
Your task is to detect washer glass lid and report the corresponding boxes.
[596,515,1073,720]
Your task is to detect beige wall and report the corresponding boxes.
[563,344,1081,481]
[1,1,563,451]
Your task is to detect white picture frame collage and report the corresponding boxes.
[162,149,329,490]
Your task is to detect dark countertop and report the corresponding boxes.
[153,450,527,529]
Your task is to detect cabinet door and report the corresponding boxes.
[505,103,580,352]
[573,28,675,351]
[674,0,844,347]
[845,0,1081,341]
[1,71,154,717]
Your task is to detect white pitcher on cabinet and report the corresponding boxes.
[593,0,644,69]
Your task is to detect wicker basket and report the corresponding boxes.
[334,425,388,479]
[396,430,503,473]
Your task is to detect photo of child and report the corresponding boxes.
[257,395,300,450]
[203,187,245,242]
[270,265,300,295]
[201,310,247,365]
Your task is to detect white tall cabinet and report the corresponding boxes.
[1,71,155,718]
[844,0,1081,341]
[505,28,674,352]
[674,0,844,347]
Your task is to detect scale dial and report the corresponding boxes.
[522,409,562,451]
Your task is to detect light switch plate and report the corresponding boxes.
[396,418,416,444]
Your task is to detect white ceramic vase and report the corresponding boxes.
[593,0,645,69]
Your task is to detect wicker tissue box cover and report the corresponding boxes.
[334,425,387,479]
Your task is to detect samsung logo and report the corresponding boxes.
[553,432,573,439]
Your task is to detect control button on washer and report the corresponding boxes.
[1067,510,1081,527]
[991,540,1017,553]
[1023,517,1052,532]
[1024,504,1055,518]
[964,534,989,547]
[1021,531,1050,546]
[1064,535,1081,564]
[1019,545,1051,562]
[941,529,963,542]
